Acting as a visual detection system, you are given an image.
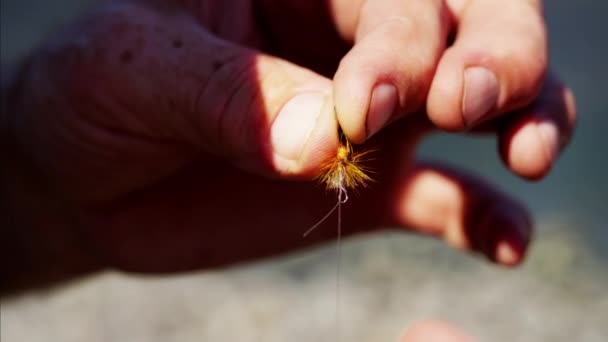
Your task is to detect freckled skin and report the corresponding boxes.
[0,0,571,296]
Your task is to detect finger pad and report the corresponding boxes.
[501,120,551,180]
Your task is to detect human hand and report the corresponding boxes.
[1,0,575,289]
[401,320,476,342]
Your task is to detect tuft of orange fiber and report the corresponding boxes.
[317,128,374,193]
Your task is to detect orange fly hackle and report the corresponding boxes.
[304,127,375,341]
[317,129,374,192]
[307,127,375,341]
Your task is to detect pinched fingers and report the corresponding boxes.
[333,0,451,143]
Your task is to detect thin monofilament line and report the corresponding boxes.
[302,201,340,237]
[336,186,344,342]
[302,168,348,341]
[302,171,349,238]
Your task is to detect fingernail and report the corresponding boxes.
[462,67,499,127]
[484,206,531,266]
[536,120,559,163]
[271,92,325,162]
[367,83,398,138]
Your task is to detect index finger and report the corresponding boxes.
[255,0,451,143]
[332,0,451,142]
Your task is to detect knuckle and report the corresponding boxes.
[194,54,262,158]
[499,36,548,109]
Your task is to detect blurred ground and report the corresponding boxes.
[1,1,607,341]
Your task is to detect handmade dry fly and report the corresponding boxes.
[302,126,374,341]
[302,127,374,236]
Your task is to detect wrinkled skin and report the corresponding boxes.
[2,0,576,340]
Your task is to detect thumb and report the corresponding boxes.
[74,3,338,178]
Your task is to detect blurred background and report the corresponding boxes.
[1,0,606,341]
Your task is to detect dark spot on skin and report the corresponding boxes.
[168,99,177,111]
[172,39,183,48]
[94,47,105,60]
[120,50,133,64]
[212,61,222,71]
